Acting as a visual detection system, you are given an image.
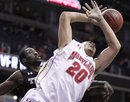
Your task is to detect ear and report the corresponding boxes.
[21,58,27,64]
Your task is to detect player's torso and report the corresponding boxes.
[16,70,37,98]
[36,40,95,102]
[20,70,37,87]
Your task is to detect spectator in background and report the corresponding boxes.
[44,37,56,60]
[120,55,130,76]
[124,28,130,43]
[1,42,10,54]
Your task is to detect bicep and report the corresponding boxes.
[6,70,24,84]
[0,71,20,95]
[94,47,118,75]
[0,80,16,95]
[58,12,72,49]
[0,71,24,95]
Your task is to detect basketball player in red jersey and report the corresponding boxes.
[22,0,120,102]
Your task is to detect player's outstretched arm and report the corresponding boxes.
[58,4,107,49]
[82,0,121,75]
[91,80,114,95]
[94,4,121,75]
[58,11,90,49]
[81,80,114,102]
[0,70,24,95]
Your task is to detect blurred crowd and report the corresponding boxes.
[0,20,57,61]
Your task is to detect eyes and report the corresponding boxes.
[88,41,95,46]
[26,49,37,55]
[26,50,34,54]
[85,41,96,48]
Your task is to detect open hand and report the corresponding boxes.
[82,0,107,25]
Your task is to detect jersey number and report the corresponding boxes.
[66,61,88,83]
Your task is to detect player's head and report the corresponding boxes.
[19,47,42,70]
[82,41,96,57]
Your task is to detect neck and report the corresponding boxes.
[28,66,40,72]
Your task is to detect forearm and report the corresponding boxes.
[61,11,89,23]
[91,80,106,87]
[0,81,16,95]
[99,16,121,50]
[93,80,104,83]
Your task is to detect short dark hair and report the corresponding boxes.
[19,47,27,65]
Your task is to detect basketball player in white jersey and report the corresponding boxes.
[19,48,113,102]
[23,0,121,102]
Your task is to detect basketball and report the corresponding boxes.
[102,8,123,33]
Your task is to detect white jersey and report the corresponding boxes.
[35,40,95,102]
[20,88,45,102]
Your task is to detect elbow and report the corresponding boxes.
[60,11,69,17]
[118,43,121,50]
[114,43,121,53]
[60,12,70,21]
[60,12,72,23]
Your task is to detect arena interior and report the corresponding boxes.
[0,0,130,102]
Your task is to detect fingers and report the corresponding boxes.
[85,3,92,10]
[82,2,91,16]
[108,86,114,95]
[99,5,103,9]
[98,5,107,12]
[101,7,107,12]
[92,0,107,12]
[83,0,103,12]
[93,0,98,7]
[90,0,99,8]
[82,0,106,23]
[104,83,114,98]
[82,6,89,13]
[83,0,99,11]
[82,6,90,16]
[91,0,96,8]
[83,0,98,11]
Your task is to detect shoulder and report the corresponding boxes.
[60,40,81,50]
[70,40,81,45]
[12,70,22,77]
[6,70,24,84]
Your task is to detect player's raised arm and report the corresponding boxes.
[83,0,121,75]
[58,12,86,49]
[58,11,99,49]
[58,4,107,49]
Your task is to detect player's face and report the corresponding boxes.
[84,41,96,57]
[24,48,42,67]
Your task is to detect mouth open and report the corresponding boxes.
[36,56,41,60]
[86,49,93,57]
